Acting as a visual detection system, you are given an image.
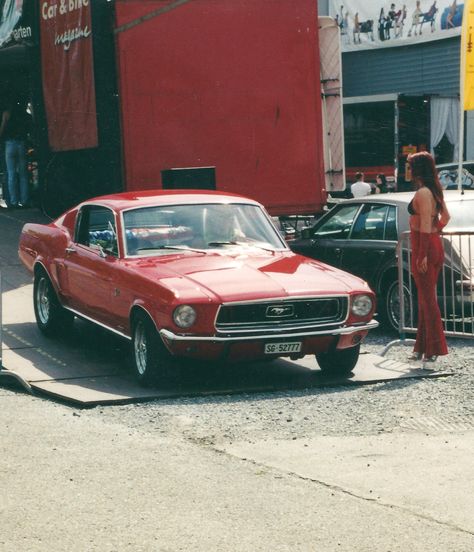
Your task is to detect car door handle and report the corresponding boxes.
[65,247,76,254]
[362,250,385,255]
[334,248,341,255]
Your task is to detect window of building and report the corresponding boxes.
[344,102,395,167]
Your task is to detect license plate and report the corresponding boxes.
[264,342,302,354]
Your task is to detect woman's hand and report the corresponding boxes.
[417,256,428,273]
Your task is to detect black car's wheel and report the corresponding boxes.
[316,344,360,377]
[33,269,74,336]
[384,278,416,333]
[131,311,173,385]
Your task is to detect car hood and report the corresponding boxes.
[127,250,370,302]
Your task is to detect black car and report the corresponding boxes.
[290,191,474,332]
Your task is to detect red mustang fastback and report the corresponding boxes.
[18,190,378,384]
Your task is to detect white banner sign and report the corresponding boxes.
[330,0,463,52]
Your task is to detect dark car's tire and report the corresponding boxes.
[33,269,74,336]
[384,278,416,333]
[316,344,360,377]
[131,311,173,386]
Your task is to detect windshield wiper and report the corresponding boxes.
[136,245,205,253]
[207,241,239,246]
[207,240,276,253]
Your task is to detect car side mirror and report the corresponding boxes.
[301,227,312,239]
[90,243,108,258]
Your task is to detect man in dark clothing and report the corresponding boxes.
[0,98,31,208]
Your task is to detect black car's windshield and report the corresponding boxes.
[122,203,286,256]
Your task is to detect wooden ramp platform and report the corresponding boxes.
[0,346,450,407]
[1,322,451,407]
[0,283,451,406]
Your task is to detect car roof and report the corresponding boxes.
[331,190,474,206]
[436,161,474,169]
[79,189,261,213]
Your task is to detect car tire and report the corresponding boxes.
[384,278,416,333]
[316,343,360,377]
[131,311,173,385]
[33,269,74,337]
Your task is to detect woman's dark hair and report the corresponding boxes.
[408,151,444,211]
[376,173,387,192]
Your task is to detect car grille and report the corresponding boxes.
[215,297,348,334]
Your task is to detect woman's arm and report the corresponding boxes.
[438,201,451,229]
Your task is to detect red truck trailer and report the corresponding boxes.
[0,1,344,217]
[114,0,328,216]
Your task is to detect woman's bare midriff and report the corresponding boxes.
[409,214,439,233]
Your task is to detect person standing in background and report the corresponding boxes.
[407,151,450,366]
[350,172,372,197]
[376,173,388,193]
[0,96,31,208]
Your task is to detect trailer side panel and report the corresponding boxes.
[115,0,326,215]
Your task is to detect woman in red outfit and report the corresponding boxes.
[407,151,450,364]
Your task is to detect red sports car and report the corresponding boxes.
[18,190,378,384]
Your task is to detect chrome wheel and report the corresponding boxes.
[386,279,414,333]
[134,320,148,376]
[33,269,74,336]
[36,277,51,325]
[131,311,173,385]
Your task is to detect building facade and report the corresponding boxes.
[321,1,471,190]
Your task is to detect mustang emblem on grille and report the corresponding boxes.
[266,305,294,318]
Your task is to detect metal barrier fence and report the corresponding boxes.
[397,229,474,339]
[0,271,3,369]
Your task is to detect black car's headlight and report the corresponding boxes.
[351,294,373,317]
[173,305,197,328]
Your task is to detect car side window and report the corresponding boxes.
[385,206,398,240]
[351,204,389,240]
[75,206,118,256]
[313,204,360,239]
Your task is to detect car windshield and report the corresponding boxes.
[122,203,286,256]
[447,199,474,230]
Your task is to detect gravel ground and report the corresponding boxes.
[86,330,474,445]
[2,329,474,551]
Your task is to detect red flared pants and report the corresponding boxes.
[411,231,448,357]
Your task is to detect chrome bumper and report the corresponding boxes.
[160,319,379,342]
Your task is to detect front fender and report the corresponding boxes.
[376,257,402,295]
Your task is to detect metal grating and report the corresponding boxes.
[342,36,460,98]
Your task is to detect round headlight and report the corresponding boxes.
[173,305,197,328]
[351,294,373,317]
